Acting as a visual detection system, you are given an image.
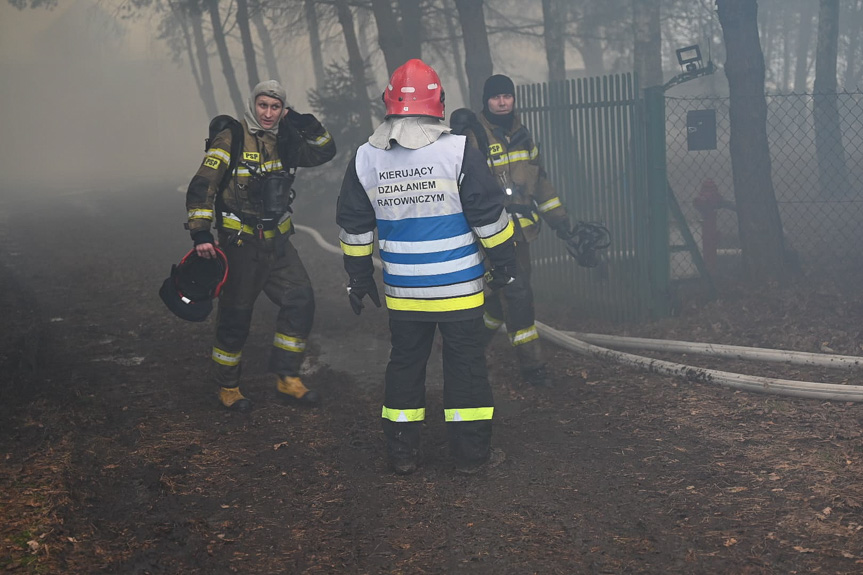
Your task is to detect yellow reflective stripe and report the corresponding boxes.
[341,240,374,257]
[473,211,510,239]
[489,146,538,167]
[220,215,290,238]
[480,219,514,249]
[509,325,539,346]
[311,132,332,146]
[188,209,214,220]
[234,161,284,177]
[483,312,504,330]
[537,197,562,213]
[381,406,426,422]
[208,148,230,163]
[212,347,241,366]
[273,333,306,352]
[518,216,537,228]
[386,292,483,313]
[444,407,494,422]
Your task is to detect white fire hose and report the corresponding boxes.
[537,322,863,402]
[295,225,863,402]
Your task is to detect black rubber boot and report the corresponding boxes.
[521,365,551,387]
[455,448,506,475]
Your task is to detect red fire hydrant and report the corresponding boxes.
[693,179,732,274]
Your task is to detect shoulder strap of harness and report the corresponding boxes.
[205,115,244,229]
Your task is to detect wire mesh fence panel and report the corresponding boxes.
[666,92,863,280]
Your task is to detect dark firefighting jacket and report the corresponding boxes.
[336,134,516,322]
[186,114,335,240]
[465,112,569,242]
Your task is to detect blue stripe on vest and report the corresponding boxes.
[377,213,471,242]
[384,263,486,287]
[381,244,479,265]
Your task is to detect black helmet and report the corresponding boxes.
[159,248,229,322]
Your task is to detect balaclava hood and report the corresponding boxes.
[244,80,289,135]
[481,74,516,130]
[368,116,451,150]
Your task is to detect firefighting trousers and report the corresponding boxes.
[210,234,314,388]
[381,317,494,465]
[482,240,543,371]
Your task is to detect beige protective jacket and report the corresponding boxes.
[465,112,569,242]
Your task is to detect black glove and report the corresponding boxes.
[484,267,516,290]
[192,230,215,246]
[347,275,381,315]
[284,109,319,132]
[562,221,611,268]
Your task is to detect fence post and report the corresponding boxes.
[644,86,670,318]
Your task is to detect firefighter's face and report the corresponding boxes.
[487,93,514,115]
[255,95,285,129]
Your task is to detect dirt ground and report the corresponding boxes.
[4,177,863,575]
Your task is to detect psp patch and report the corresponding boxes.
[488,143,503,155]
[204,157,220,169]
[243,152,260,162]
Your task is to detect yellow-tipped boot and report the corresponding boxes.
[218,386,252,412]
[277,375,320,406]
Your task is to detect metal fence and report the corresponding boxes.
[517,74,653,322]
[519,79,863,323]
[666,92,863,280]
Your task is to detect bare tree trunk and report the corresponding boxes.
[370,0,405,75]
[579,37,605,76]
[398,0,423,61]
[235,0,260,89]
[541,0,565,82]
[632,0,662,89]
[334,0,373,134]
[442,0,469,107]
[758,1,778,88]
[304,0,325,91]
[781,2,793,91]
[794,0,815,92]
[189,0,218,117]
[814,0,850,197]
[251,6,281,84]
[716,0,786,284]
[453,0,493,110]
[842,1,863,88]
[208,0,245,115]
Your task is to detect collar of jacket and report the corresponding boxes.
[368,116,452,150]
[479,112,530,147]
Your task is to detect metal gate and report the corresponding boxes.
[517,74,666,322]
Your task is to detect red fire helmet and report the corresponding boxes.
[383,59,445,119]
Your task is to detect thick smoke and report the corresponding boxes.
[0,0,206,191]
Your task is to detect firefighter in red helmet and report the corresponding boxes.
[336,59,517,475]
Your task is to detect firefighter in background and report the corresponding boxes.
[336,59,517,475]
[458,74,583,387]
[186,80,336,412]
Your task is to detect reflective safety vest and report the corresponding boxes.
[354,135,486,317]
